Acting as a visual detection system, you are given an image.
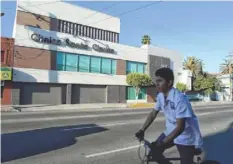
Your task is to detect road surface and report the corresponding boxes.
[1,104,233,164]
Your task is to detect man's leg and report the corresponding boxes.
[176,144,195,164]
[150,133,174,164]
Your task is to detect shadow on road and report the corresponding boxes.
[1,124,108,163]
[202,122,233,164]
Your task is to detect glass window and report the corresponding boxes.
[137,63,145,73]
[138,88,146,100]
[56,52,66,71]
[101,58,111,74]
[127,87,146,100]
[127,87,136,100]
[79,55,90,72]
[127,61,137,74]
[111,59,116,75]
[90,56,101,73]
[66,53,78,71]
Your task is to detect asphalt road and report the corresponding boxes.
[1,104,233,164]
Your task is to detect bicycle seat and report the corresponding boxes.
[194,148,202,155]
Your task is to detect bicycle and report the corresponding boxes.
[136,138,220,164]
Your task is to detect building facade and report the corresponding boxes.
[1,37,14,105]
[11,0,184,105]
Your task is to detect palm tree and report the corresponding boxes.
[141,35,151,45]
[220,58,233,74]
[183,56,203,90]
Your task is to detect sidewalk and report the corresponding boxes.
[1,101,233,113]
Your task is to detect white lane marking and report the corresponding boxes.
[85,144,143,158]
[2,107,233,124]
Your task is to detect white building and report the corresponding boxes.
[11,0,189,105]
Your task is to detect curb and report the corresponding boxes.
[1,102,233,113]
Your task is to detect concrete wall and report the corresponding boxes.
[13,67,127,85]
[148,55,170,83]
[17,0,120,33]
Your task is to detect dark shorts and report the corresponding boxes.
[151,133,196,164]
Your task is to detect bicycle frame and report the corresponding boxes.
[138,139,202,164]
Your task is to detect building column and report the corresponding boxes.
[66,84,72,104]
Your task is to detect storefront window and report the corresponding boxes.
[127,87,146,100]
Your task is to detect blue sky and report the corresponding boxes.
[1,1,233,73]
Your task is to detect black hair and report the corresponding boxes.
[155,67,174,86]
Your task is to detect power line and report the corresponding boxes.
[86,1,162,27]
[78,3,118,22]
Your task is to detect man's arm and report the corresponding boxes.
[162,118,185,145]
[141,109,159,132]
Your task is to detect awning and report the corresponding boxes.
[0,67,12,80]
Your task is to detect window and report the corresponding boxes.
[56,52,66,71]
[126,61,146,74]
[77,24,81,35]
[87,26,90,37]
[137,63,145,73]
[106,31,109,41]
[1,51,5,62]
[101,58,111,74]
[79,55,90,72]
[127,61,137,74]
[90,56,101,73]
[127,87,147,100]
[111,60,116,75]
[101,31,105,40]
[66,53,78,71]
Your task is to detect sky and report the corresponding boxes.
[1,1,233,73]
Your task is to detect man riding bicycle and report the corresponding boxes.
[135,68,203,164]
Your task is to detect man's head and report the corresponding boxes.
[155,68,174,93]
